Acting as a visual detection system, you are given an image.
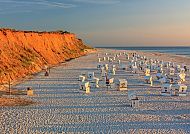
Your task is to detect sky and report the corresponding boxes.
[0,0,190,47]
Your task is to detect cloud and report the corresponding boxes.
[72,0,120,4]
[0,0,121,14]
[0,0,76,14]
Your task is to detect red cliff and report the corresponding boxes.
[0,28,92,83]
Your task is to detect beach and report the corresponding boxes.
[0,48,190,133]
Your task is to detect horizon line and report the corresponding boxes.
[94,46,190,48]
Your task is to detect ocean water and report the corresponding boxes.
[97,47,190,57]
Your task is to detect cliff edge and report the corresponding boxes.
[0,28,92,84]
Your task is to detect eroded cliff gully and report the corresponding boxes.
[0,28,93,84]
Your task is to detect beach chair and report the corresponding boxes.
[145,68,150,76]
[150,63,156,71]
[98,58,101,62]
[104,64,109,71]
[169,68,175,76]
[27,87,34,96]
[128,62,133,71]
[132,65,138,73]
[176,65,181,72]
[178,73,186,82]
[161,84,172,96]
[91,77,99,88]
[101,67,106,78]
[79,75,85,82]
[107,57,110,61]
[178,84,187,96]
[180,68,185,74]
[171,84,179,96]
[131,97,139,108]
[156,72,163,80]
[159,76,167,84]
[97,64,102,70]
[118,60,121,64]
[106,77,114,89]
[126,55,130,60]
[112,65,116,69]
[110,67,116,75]
[109,58,113,62]
[79,82,90,93]
[87,72,95,81]
[103,57,106,61]
[171,84,187,96]
[144,76,152,84]
[117,79,127,91]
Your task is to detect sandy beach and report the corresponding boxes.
[0,49,190,134]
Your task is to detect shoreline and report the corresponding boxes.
[134,51,190,66]
[96,47,190,59]
[97,48,190,66]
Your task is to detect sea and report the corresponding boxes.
[97,47,190,57]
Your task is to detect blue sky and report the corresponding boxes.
[0,0,190,47]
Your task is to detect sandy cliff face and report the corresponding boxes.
[0,28,91,83]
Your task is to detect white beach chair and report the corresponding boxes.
[98,58,101,62]
[104,64,109,71]
[178,84,187,96]
[97,63,102,70]
[105,77,114,89]
[79,82,90,93]
[101,67,106,77]
[126,55,130,60]
[87,72,95,81]
[103,57,106,61]
[117,79,127,91]
[27,87,34,96]
[118,60,121,64]
[144,76,152,84]
[180,68,185,74]
[109,58,113,62]
[132,65,138,73]
[131,97,139,108]
[79,75,85,82]
[107,57,110,61]
[91,77,99,88]
[159,76,167,84]
[145,68,150,76]
[178,73,186,82]
[169,68,175,76]
[111,68,116,75]
[161,84,172,96]
[176,65,181,72]
[171,84,187,96]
